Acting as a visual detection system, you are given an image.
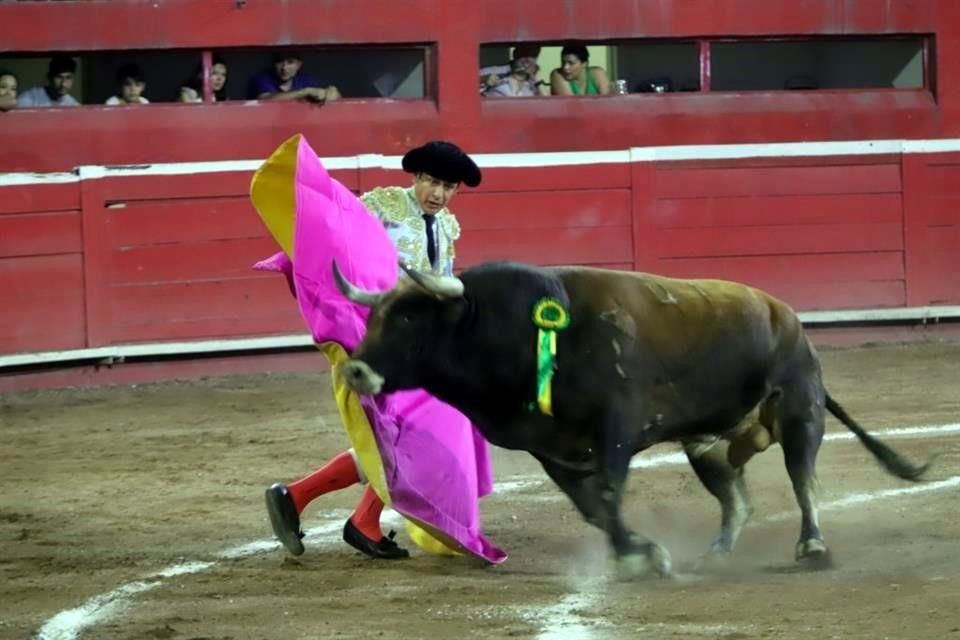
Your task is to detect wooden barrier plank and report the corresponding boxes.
[652,193,902,228]
[658,154,902,170]
[0,183,80,216]
[924,194,960,226]
[107,310,306,344]
[455,189,631,230]
[474,164,632,192]
[98,168,360,202]
[654,164,902,199]
[0,212,82,257]
[657,222,903,257]
[750,280,906,311]
[920,225,960,303]
[0,254,86,354]
[630,161,656,272]
[108,277,298,329]
[80,176,112,348]
[107,197,266,246]
[922,161,960,195]
[658,252,904,285]
[457,226,633,266]
[100,172,255,201]
[107,237,284,285]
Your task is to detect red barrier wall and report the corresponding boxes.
[2,0,960,374]
[2,149,959,357]
[1,0,960,171]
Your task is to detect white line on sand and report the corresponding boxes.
[533,422,960,640]
[35,422,958,640]
[532,474,960,640]
[629,422,960,470]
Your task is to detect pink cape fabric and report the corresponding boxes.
[253,137,505,564]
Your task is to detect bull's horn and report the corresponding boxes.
[399,262,464,298]
[331,259,385,307]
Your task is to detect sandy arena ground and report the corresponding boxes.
[2,341,960,640]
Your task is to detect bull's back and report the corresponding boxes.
[550,266,805,409]
[551,266,794,345]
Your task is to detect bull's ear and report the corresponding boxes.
[331,259,387,307]
[399,261,464,299]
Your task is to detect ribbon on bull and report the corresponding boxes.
[531,297,570,416]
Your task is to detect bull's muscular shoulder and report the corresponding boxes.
[360,186,413,225]
[556,267,794,339]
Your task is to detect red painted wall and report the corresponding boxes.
[1,0,959,171]
[2,0,960,364]
[3,150,959,358]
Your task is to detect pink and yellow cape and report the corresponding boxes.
[250,134,506,564]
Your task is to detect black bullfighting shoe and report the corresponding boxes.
[265,483,305,556]
[342,519,410,559]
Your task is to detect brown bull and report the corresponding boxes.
[334,259,932,577]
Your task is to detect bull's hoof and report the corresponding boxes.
[795,538,833,570]
[616,544,672,580]
[692,549,732,574]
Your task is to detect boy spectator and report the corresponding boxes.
[105,63,150,105]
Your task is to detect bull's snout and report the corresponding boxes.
[341,360,385,395]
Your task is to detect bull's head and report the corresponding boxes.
[332,259,465,395]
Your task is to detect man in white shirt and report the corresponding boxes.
[480,44,545,97]
[17,55,80,108]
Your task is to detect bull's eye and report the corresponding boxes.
[394,313,412,326]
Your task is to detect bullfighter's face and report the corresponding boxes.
[413,173,458,215]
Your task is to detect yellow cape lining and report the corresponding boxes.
[250,133,463,557]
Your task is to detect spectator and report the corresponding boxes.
[178,57,229,103]
[480,44,545,97]
[0,70,17,111]
[17,55,80,107]
[247,51,340,103]
[549,44,612,96]
[105,63,149,105]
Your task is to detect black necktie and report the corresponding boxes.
[423,215,437,267]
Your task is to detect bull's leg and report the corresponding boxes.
[536,455,671,579]
[778,385,831,568]
[682,438,753,569]
[535,459,608,530]
[599,416,671,578]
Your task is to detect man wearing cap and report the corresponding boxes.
[261,140,491,561]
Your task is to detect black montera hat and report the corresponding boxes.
[401,140,482,188]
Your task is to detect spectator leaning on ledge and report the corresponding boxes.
[550,44,612,96]
[17,55,81,108]
[247,50,341,103]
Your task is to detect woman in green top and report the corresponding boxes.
[550,44,613,96]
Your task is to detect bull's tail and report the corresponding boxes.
[825,392,934,481]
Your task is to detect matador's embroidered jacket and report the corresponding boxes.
[360,186,462,276]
